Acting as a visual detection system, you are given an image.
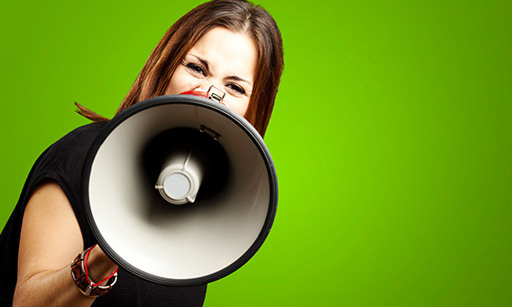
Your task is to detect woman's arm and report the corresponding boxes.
[13,182,117,307]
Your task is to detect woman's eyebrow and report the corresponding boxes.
[189,54,252,86]
[190,54,209,71]
[227,75,252,86]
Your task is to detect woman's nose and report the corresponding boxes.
[194,78,215,91]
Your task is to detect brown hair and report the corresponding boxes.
[77,0,283,137]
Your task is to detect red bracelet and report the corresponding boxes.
[84,244,119,286]
[70,245,118,297]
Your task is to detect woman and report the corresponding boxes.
[0,0,283,305]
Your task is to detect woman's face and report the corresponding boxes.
[165,27,257,117]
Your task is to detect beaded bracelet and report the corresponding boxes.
[70,245,118,297]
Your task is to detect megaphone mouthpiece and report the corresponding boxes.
[155,150,202,205]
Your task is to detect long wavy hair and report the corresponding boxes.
[76,0,283,137]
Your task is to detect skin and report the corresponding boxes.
[165,27,257,117]
[14,182,116,306]
[13,27,258,306]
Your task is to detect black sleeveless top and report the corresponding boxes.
[0,122,206,306]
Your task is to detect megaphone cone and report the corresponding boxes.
[83,94,277,286]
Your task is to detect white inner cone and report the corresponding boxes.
[164,173,191,200]
[88,102,271,281]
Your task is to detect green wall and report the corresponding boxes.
[1,0,510,305]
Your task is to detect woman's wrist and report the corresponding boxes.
[86,245,118,285]
[70,245,118,297]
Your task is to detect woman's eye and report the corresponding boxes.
[226,83,246,95]
[186,63,206,76]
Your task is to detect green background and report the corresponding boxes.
[1,0,511,305]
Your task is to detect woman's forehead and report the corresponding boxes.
[187,27,257,82]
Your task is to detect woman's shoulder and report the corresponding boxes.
[39,122,108,169]
[49,122,108,154]
[21,122,109,203]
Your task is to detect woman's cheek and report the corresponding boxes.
[166,67,193,95]
[224,97,249,117]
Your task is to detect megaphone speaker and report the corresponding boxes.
[82,94,278,286]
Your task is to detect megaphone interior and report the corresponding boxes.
[82,94,277,286]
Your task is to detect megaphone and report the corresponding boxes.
[82,94,278,286]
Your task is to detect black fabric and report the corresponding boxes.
[0,122,206,306]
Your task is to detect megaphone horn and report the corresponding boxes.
[82,94,278,286]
